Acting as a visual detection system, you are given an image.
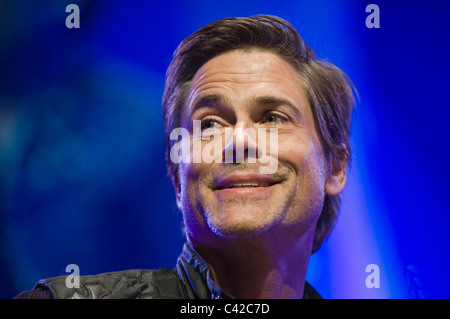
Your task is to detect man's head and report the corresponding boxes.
[162,15,356,253]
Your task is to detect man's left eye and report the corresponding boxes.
[264,113,285,124]
[265,114,278,123]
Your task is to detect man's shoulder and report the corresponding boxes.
[15,268,186,299]
[303,281,323,299]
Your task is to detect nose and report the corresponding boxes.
[222,121,259,163]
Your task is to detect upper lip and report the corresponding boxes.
[214,174,281,190]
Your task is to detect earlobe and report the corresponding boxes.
[325,159,347,197]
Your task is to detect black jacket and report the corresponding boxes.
[14,242,322,299]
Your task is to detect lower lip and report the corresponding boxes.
[215,184,279,198]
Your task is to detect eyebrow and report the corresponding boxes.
[187,94,232,120]
[251,96,303,119]
[187,94,303,120]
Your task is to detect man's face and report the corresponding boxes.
[175,49,333,247]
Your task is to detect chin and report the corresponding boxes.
[205,206,281,238]
[209,225,269,238]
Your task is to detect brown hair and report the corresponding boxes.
[162,15,356,253]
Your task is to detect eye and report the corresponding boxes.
[201,118,221,130]
[265,114,278,123]
[263,112,286,124]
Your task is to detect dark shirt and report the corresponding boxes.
[14,242,322,299]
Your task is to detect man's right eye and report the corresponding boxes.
[201,119,220,130]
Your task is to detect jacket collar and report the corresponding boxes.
[176,242,233,299]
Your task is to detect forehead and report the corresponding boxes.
[191,49,302,89]
[184,49,311,119]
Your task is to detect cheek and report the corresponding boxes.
[177,163,200,235]
[179,162,201,194]
[278,132,319,161]
[178,161,213,212]
[278,134,327,189]
[273,135,326,231]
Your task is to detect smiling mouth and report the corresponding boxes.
[215,181,280,190]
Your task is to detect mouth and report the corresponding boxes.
[214,175,281,191]
[215,181,279,190]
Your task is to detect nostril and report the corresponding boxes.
[221,123,260,163]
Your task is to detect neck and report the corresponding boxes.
[189,231,314,299]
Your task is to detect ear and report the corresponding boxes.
[325,158,347,197]
[172,173,183,211]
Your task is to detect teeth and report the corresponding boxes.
[227,182,260,188]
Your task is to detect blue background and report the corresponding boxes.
[0,0,448,299]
